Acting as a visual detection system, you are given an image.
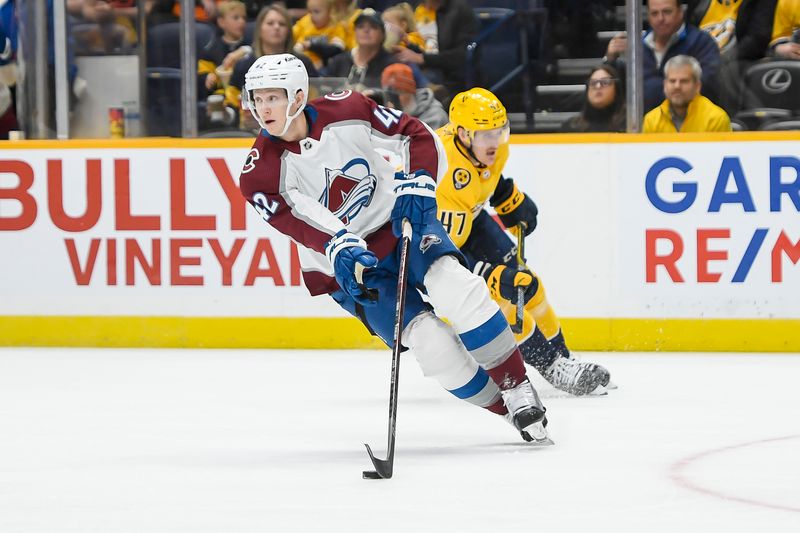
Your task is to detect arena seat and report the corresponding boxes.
[146,22,216,68]
[145,23,216,136]
[145,68,182,136]
[736,61,800,129]
[760,119,800,131]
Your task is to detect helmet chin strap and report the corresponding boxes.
[456,129,486,168]
[275,99,304,138]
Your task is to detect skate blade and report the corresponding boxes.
[605,381,618,390]
[525,422,555,446]
[588,385,609,396]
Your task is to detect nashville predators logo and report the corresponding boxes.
[419,234,442,253]
[453,168,471,190]
[319,158,377,225]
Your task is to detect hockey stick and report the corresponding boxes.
[511,221,527,334]
[363,218,412,480]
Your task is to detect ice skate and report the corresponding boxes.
[501,378,553,445]
[543,356,609,396]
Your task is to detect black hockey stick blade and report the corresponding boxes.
[362,443,393,479]
[361,219,411,481]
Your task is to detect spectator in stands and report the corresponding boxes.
[381,62,448,129]
[0,25,17,139]
[146,0,218,26]
[545,0,610,60]
[769,0,800,59]
[228,4,317,129]
[604,0,721,112]
[382,3,426,54]
[412,0,438,53]
[293,0,347,70]
[331,0,360,50]
[322,8,397,91]
[687,0,777,114]
[395,0,477,101]
[73,0,138,54]
[643,55,731,132]
[242,0,306,20]
[561,64,626,133]
[0,5,18,139]
[688,0,776,60]
[198,1,251,100]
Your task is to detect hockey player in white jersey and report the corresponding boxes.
[237,53,551,444]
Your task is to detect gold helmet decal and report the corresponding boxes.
[448,87,507,131]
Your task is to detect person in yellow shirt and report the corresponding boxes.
[383,3,427,53]
[770,0,800,59]
[643,55,732,133]
[292,0,347,70]
[332,0,361,50]
[413,0,438,53]
[436,88,612,396]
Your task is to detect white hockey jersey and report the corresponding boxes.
[238,90,448,295]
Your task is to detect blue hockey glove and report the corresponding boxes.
[325,230,379,305]
[391,170,438,237]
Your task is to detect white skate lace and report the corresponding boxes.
[546,357,589,389]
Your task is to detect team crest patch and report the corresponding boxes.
[319,157,377,224]
[243,148,259,173]
[419,234,442,253]
[453,168,471,190]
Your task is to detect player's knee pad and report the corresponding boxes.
[403,311,476,385]
[403,312,502,408]
[424,255,499,333]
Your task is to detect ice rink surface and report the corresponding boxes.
[1,348,798,532]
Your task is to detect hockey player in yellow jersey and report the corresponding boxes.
[435,88,612,396]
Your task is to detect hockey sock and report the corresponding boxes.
[519,327,561,372]
[485,397,508,415]
[484,347,527,390]
[548,331,571,358]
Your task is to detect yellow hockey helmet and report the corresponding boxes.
[448,87,507,131]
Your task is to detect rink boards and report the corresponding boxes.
[1,132,798,351]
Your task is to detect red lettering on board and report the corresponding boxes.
[170,159,215,230]
[0,160,37,230]
[208,238,245,286]
[208,158,247,231]
[114,159,160,230]
[696,229,729,283]
[645,229,685,282]
[245,238,285,286]
[170,238,203,285]
[64,238,101,285]
[47,159,102,232]
[772,231,800,282]
[126,238,161,285]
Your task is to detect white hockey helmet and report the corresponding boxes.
[243,53,309,137]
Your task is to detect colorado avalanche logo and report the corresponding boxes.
[419,234,442,253]
[319,158,377,224]
[243,148,259,173]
